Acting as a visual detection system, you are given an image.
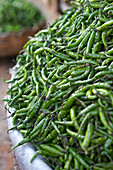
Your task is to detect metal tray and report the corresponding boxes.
[6,66,52,170]
[7,108,52,170]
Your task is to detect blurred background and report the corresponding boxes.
[0,0,71,169]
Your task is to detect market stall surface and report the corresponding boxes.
[0,57,15,170]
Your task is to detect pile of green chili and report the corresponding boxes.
[4,0,113,169]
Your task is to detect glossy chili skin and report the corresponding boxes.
[5,0,113,169]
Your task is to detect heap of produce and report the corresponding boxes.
[0,0,44,33]
[4,0,113,169]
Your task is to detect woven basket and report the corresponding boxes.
[0,21,45,58]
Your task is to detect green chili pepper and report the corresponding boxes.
[82,121,93,154]
[69,147,90,169]
[107,48,113,55]
[64,154,72,170]
[43,129,58,142]
[66,128,84,140]
[86,31,96,53]
[97,20,113,31]
[70,106,79,130]
[39,144,64,156]
[99,107,113,132]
